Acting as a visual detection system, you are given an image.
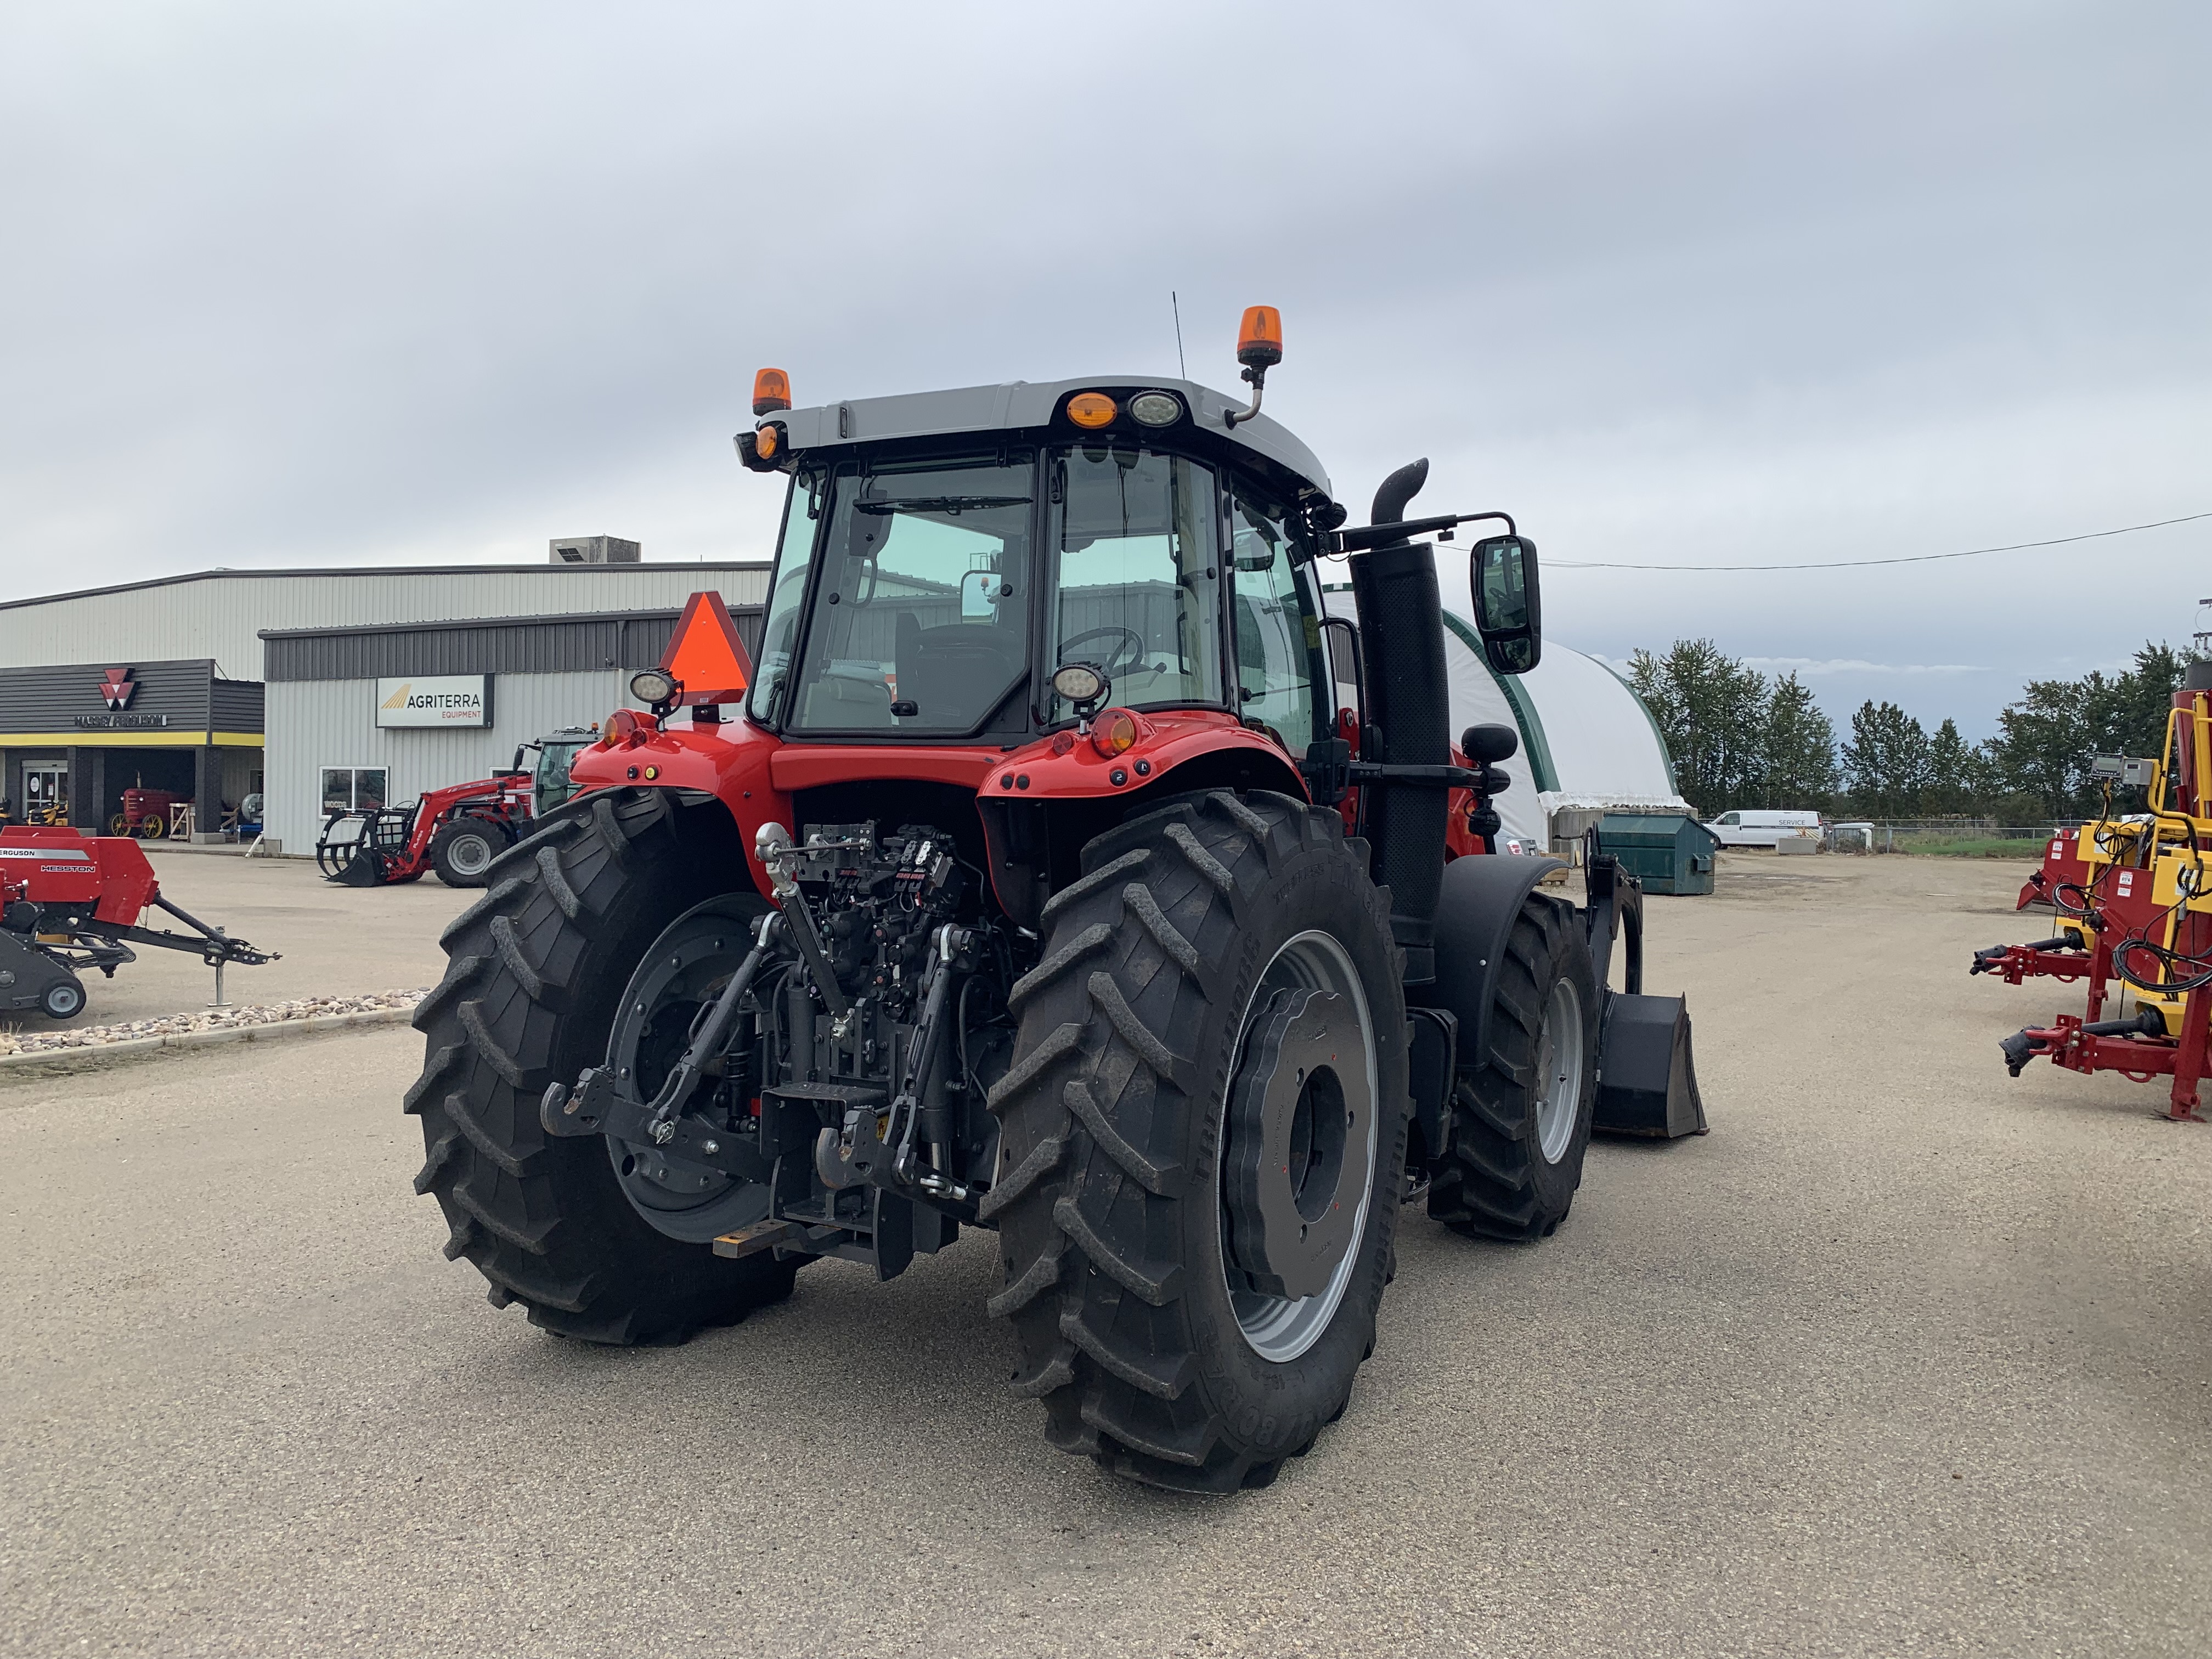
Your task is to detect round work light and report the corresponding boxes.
[1128,391,1183,427]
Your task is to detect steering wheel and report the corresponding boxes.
[1058,625,1148,681]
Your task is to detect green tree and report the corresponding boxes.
[1981,643,2193,815]
[1922,718,1977,816]
[1760,672,1838,808]
[1842,699,1931,819]
[1627,639,1770,816]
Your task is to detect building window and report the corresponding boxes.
[321,768,388,814]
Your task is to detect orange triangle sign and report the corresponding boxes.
[660,591,751,702]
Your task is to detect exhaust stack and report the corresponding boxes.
[1350,458,1452,983]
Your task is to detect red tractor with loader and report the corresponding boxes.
[1,824,275,1019]
[317,727,596,888]
[407,313,1706,1491]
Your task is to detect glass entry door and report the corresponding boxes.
[22,764,66,823]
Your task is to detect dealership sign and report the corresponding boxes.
[376,675,490,728]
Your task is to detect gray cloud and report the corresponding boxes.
[2,1,2205,741]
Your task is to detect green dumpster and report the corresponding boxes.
[1596,812,1720,896]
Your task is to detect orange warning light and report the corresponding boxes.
[754,424,780,460]
[1090,709,1140,757]
[1237,307,1282,368]
[753,368,792,416]
[1066,392,1118,429]
[659,590,752,703]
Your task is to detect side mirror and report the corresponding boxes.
[1470,534,1541,675]
[960,569,998,618]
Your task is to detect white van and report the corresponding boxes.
[1703,809,1824,849]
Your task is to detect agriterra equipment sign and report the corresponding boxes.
[375,675,491,729]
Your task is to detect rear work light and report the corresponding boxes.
[1127,391,1182,427]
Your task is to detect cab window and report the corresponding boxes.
[1045,448,1222,724]
[1228,478,1326,750]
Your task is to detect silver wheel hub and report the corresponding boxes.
[447,831,494,876]
[1224,989,1374,1300]
[1220,930,1380,1364]
[1533,977,1585,1164]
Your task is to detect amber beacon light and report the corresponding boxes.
[752,368,792,415]
[1225,306,1283,428]
[1237,306,1283,368]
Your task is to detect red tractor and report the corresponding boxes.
[111,786,184,839]
[407,314,1704,1491]
[0,825,275,1019]
[317,728,596,888]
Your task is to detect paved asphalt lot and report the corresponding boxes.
[2,853,2207,1656]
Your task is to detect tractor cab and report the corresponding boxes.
[737,374,1340,776]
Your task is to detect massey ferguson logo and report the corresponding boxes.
[99,668,136,710]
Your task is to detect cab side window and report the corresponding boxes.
[1228,479,1325,751]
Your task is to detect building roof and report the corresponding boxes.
[0,561,767,614]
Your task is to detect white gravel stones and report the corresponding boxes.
[0,989,428,1056]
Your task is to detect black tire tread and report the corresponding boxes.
[988,789,1402,1493]
[1426,894,1592,1243]
[410,787,797,1343]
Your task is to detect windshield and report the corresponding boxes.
[748,471,825,725]
[1044,447,1222,725]
[783,458,1034,735]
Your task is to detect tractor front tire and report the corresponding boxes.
[987,790,1409,1492]
[429,816,506,888]
[408,787,797,1342]
[1426,891,1599,1242]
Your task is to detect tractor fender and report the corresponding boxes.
[1415,853,1572,1067]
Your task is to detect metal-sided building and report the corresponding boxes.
[0,561,766,850]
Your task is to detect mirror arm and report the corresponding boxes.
[1332,509,1516,554]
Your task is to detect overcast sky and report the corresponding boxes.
[3,2,2204,738]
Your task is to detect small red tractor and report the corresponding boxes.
[1,825,275,1019]
[1972,663,2212,1119]
[110,787,184,839]
[317,728,595,888]
[407,313,1705,1491]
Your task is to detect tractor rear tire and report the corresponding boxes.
[1426,890,1598,1243]
[986,789,1409,1492]
[429,816,506,888]
[408,787,798,1342]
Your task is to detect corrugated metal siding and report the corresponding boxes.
[0,659,216,732]
[263,670,628,852]
[262,607,763,682]
[212,678,263,732]
[0,565,768,681]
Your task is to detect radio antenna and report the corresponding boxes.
[1171,291,1187,379]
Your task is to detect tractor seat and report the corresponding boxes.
[898,624,1019,725]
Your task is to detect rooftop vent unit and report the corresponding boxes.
[549,535,641,566]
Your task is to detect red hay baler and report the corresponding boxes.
[0,825,276,1020]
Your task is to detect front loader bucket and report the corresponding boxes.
[1593,992,1707,1139]
[328,848,388,887]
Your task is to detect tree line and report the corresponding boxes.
[1624,640,2198,822]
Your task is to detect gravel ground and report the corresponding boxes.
[0,851,2205,1657]
[0,990,426,1055]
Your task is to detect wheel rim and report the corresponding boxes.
[1534,977,1585,1164]
[446,831,494,877]
[47,983,82,1018]
[1219,929,1379,1364]
[603,900,772,1243]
